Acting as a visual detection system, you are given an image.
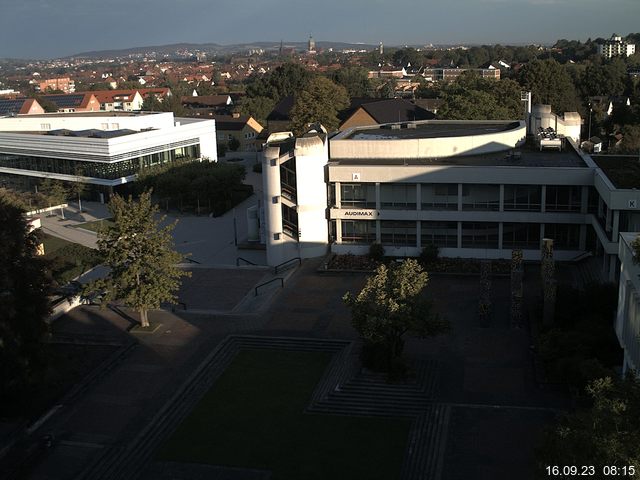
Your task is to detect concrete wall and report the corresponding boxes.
[331,120,526,159]
[616,232,640,375]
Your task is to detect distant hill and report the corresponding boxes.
[68,41,380,59]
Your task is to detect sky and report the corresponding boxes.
[1,0,639,59]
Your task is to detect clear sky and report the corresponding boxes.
[1,0,639,59]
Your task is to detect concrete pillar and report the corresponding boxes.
[540,224,545,249]
[416,220,422,249]
[606,205,612,233]
[263,147,284,266]
[335,182,341,208]
[416,184,421,211]
[499,184,504,212]
[335,219,342,243]
[498,222,504,250]
[375,183,381,211]
[457,221,462,248]
[376,219,381,243]
[613,210,620,240]
[457,184,463,211]
[541,185,546,213]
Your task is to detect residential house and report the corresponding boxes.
[213,113,263,152]
[40,93,101,113]
[339,98,435,131]
[38,77,75,93]
[0,98,45,116]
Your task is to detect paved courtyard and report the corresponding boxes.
[6,258,568,480]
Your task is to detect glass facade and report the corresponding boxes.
[545,185,582,212]
[341,220,376,244]
[504,185,542,211]
[381,220,416,246]
[462,184,500,211]
[503,223,540,249]
[340,183,376,208]
[421,221,458,248]
[280,158,297,202]
[380,184,416,210]
[421,184,457,210]
[462,222,499,248]
[0,145,199,180]
[281,204,298,239]
[544,223,580,250]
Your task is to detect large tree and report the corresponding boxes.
[343,259,447,371]
[438,73,523,120]
[333,66,374,98]
[87,191,190,327]
[518,59,580,113]
[289,76,349,134]
[0,194,50,402]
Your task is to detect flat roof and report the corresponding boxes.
[9,111,163,118]
[330,143,588,168]
[592,155,640,189]
[338,121,521,140]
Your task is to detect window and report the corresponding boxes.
[462,184,500,211]
[340,183,376,208]
[40,123,51,130]
[544,224,580,250]
[380,184,416,210]
[341,220,376,244]
[282,204,298,239]
[280,158,297,202]
[421,221,457,248]
[421,184,457,210]
[504,185,542,211]
[503,223,540,249]
[545,186,582,212]
[462,223,499,248]
[381,221,416,246]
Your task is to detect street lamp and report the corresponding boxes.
[588,103,593,141]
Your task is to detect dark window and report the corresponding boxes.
[421,221,458,248]
[421,184,457,210]
[380,184,416,210]
[502,223,540,249]
[461,184,500,211]
[380,220,416,246]
[462,222,499,248]
[340,183,376,208]
[544,223,580,250]
[341,220,376,244]
[545,186,582,212]
[504,185,542,211]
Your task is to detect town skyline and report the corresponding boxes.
[1,0,639,59]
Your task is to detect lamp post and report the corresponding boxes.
[588,104,592,141]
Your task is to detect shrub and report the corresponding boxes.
[419,243,439,265]
[369,242,385,261]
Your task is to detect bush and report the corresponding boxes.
[228,137,241,152]
[369,242,385,261]
[419,243,439,265]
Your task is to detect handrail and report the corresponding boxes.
[274,257,301,274]
[236,257,257,266]
[255,277,284,296]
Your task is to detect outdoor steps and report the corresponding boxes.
[400,405,451,480]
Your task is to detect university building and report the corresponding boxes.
[0,111,216,193]
[258,107,640,285]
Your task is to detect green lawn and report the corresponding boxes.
[77,218,114,232]
[41,233,102,285]
[157,349,411,480]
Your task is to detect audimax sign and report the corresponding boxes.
[343,210,380,219]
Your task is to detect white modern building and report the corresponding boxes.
[258,108,640,282]
[0,111,217,192]
[598,34,636,58]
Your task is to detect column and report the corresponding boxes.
[416,184,421,211]
[498,222,504,250]
[334,182,341,209]
[457,184,463,211]
[335,219,342,244]
[499,184,504,212]
[613,210,620,241]
[541,185,546,213]
[580,185,589,214]
[375,182,381,211]
[416,220,422,249]
[457,221,462,249]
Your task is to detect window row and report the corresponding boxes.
[338,220,581,250]
[0,145,200,180]
[334,183,587,213]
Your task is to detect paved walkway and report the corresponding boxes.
[9,259,567,480]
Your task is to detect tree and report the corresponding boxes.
[537,376,640,476]
[0,194,50,404]
[245,63,313,103]
[86,191,190,327]
[615,124,640,153]
[438,74,523,120]
[228,137,241,152]
[518,59,580,113]
[289,76,349,134]
[39,178,69,218]
[343,259,447,373]
[237,95,275,125]
[333,66,374,98]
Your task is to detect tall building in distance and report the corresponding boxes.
[308,35,316,54]
[38,77,75,94]
[598,34,636,58]
[379,42,384,55]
